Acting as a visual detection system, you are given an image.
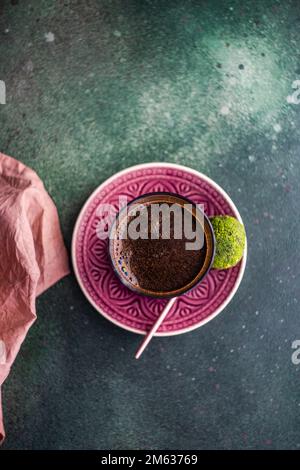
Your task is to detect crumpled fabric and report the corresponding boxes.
[0,152,69,443]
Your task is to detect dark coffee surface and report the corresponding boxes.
[115,204,206,293]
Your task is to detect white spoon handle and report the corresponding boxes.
[135,297,177,359]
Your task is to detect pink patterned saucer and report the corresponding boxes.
[72,163,247,336]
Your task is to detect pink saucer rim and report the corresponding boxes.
[71,162,247,336]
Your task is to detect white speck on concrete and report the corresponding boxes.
[287,94,298,104]
[45,32,55,43]
[248,155,256,163]
[24,59,34,73]
[273,123,282,133]
[4,28,9,34]
[220,105,230,115]
[113,30,122,37]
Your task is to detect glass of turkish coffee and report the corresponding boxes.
[109,193,215,298]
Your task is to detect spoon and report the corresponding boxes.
[135,297,177,359]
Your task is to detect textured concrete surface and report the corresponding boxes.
[0,0,300,450]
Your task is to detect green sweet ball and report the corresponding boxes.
[210,216,246,270]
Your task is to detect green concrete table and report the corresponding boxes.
[0,0,300,450]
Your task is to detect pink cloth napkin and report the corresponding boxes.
[0,152,69,443]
